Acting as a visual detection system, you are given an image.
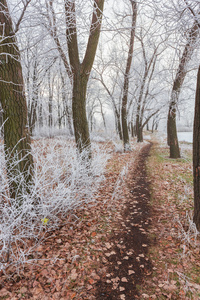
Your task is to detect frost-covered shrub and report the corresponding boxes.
[112,141,124,153]
[0,138,108,272]
[32,125,72,139]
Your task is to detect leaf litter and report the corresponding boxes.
[1,137,200,299]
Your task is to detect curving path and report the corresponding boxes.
[96,143,153,300]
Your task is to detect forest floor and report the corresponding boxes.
[0,134,200,299]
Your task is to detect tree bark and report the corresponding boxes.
[135,99,143,142]
[0,0,34,200]
[72,71,91,154]
[193,66,200,231]
[115,108,123,140]
[121,0,137,151]
[136,116,143,142]
[28,60,39,134]
[167,19,199,158]
[48,71,53,128]
[167,97,180,158]
[65,0,105,157]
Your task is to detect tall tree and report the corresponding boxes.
[167,10,199,158]
[0,0,34,200]
[133,24,166,143]
[65,0,104,157]
[45,0,105,157]
[93,67,123,140]
[193,65,200,231]
[121,0,137,151]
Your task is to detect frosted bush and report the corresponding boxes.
[176,211,200,248]
[112,141,124,153]
[0,138,108,272]
[32,125,72,139]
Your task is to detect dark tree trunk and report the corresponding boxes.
[121,0,137,151]
[64,0,105,157]
[137,127,143,143]
[57,98,61,129]
[98,98,106,130]
[131,123,136,137]
[167,19,199,158]
[28,60,39,134]
[38,104,43,128]
[193,66,200,231]
[136,120,143,142]
[48,71,53,128]
[0,0,34,200]
[72,72,91,156]
[167,98,180,158]
[49,96,53,128]
[121,96,130,147]
[136,110,143,142]
[115,109,123,140]
[0,104,3,129]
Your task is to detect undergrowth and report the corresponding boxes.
[146,139,200,299]
[0,138,109,274]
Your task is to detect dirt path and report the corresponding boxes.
[0,143,154,300]
[96,143,153,300]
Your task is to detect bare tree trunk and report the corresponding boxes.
[60,73,73,135]
[121,0,137,151]
[168,19,199,158]
[135,29,159,144]
[38,103,43,128]
[167,99,180,158]
[72,72,90,153]
[48,71,53,128]
[135,101,143,142]
[0,0,34,200]
[193,66,200,230]
[136,115,143,142]
[115,109,123,140]
[28,59,39,134]
[98,97,107,130]
[65,0,105,157]
[130,122,135,137]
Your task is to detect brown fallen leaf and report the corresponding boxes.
[121,277,128,282]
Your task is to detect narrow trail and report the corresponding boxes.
[96,143,153,300]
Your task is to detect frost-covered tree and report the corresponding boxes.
[0,0,34,200]
[167,19,199,158]
[37,0,105,157]
[161,0,200,158]
[121,0,137,151]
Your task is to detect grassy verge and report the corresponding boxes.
[138,140,200,300]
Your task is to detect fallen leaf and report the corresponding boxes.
[121,277,128,282]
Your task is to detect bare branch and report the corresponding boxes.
[14,0,31,34]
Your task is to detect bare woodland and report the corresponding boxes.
[0,0,200,299]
